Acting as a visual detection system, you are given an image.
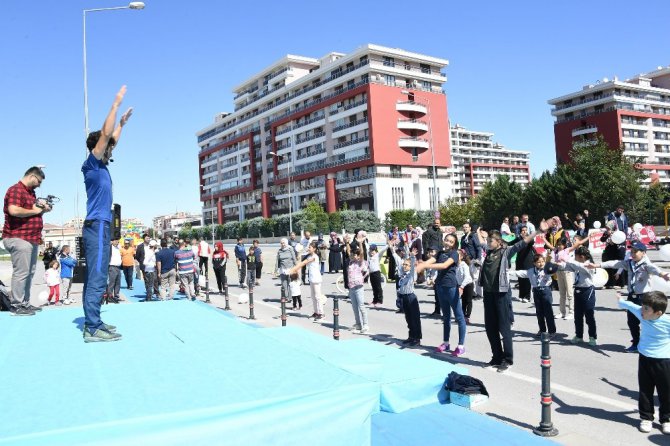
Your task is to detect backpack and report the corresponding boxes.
[0,280,12,311]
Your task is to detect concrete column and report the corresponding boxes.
[325,174,337,213]
[261,191,272,218]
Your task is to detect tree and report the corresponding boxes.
[476,175,523,228]
[630,181,670,225]
[438,196,483,227]
[568,137,643,220]
[299,200,329,235]
[329,211,343,233]
[383,210,418,231]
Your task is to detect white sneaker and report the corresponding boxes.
[64,299,71,305]
[639,419,652,433]
[564,314,574,320]
[662,422,670,435]
[358,326,369,334]
[351,324,361,331]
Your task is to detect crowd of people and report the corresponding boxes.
[1,83,668,433]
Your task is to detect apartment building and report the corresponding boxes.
[195,44,452,223]
[548,65,670,184]
[449,124,531,201]
[153,212,203,234]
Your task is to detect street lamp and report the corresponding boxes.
[83,2,145,153]
[269,146,294,236]
[401,90,437,212]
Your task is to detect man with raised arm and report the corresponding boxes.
[81,85,133,343]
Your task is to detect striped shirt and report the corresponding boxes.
[396,255,416,295]
[175,249,196,275]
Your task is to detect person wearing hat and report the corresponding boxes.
[141,240,158,302]
[590,240,670,352]
[120,238,136,290]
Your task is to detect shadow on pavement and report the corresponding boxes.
[552,394,637,427]
[485,412,537,431]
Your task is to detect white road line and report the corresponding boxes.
[227,289,637,412]
[491,369,637,411]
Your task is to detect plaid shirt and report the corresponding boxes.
[3,181,43,244]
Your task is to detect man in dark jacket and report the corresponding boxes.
[422,218,443,259]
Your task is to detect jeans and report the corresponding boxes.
[279,273,290,301]
[143,271,156,300]
[237,261,247,286]
[82,220,111,333]
[574,286,597,339]
[348,285,368,328]
[533,287,556,333]
[400,292,422,340]
[122,265,134,288]
[3,237,38,308]
[437,285,466,345]
[483,291,514,365]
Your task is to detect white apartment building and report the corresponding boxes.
[449,125,531,201]
[548,65,670,184]
[195,44,453,223]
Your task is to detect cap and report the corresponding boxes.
[544,262,560,275]
[631,241,647,252]
[370,244,378,251]
[149,239,158,247]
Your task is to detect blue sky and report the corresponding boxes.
[1,0,668,228]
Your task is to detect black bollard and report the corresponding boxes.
[248,284,256,320]
[280,283,287,327]
[333,295,340,341]
[205,277,211,303]
[224,276,230,310]
[533,333,559,437]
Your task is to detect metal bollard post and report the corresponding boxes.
[333,294,340,340]
[280,283,287,327]
[248,284,256,320]
[224,276,230,310]
[533,333,559,437]
[205,277,211,303]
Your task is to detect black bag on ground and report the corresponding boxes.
[445,371,489,396]
[0,280,12,311]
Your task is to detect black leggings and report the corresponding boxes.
[461,283,474,318]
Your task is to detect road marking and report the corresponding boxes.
[495,369,637,411]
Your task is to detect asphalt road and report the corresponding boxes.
[5,246,670,445]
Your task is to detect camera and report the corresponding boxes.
[36,195,60,209]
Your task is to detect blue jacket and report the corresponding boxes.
[460,232,482,260]
[234,243,246,261]
[59,253,77,279]
[607,212,629,232]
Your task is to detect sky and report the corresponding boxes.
[1,0,668,228]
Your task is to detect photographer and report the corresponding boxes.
[2,166,52,316]
[42,241,58,272]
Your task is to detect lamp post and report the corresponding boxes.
[401,90,437,212]
[269,142,294,235]
[83,2,145,153]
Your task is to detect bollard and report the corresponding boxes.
[248,284,256,320]
[280,283,287,327]
[333,295,340,341]
[223,276,230,310]
[533,333,559,437]
[205,277,211,303]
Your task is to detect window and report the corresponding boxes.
[420,63,431,74]
[392,187,405,210]
[429,187,440,207]
[383,56,395,67]
[422,80,431,90]
[385,74,396,86]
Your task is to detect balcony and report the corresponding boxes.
[337,172,376,185]
[396,101,427,115]
[399,137,429,149]
[572,125,598,137]
[398,118,428,132]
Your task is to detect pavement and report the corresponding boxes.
[2,246,670,445]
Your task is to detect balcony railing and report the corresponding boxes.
[337,172,376,184]
[333,118,368,133]
[296,132,325,145]
[333,135,369,150]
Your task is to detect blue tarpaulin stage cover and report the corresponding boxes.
[0,302,378,445]
[0,300,552,445]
